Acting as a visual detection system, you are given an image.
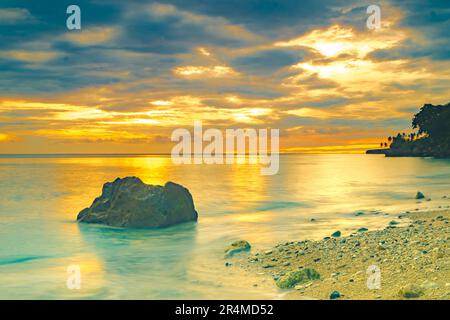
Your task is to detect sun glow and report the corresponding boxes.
[174,65,238,77]
[275,25,403,58]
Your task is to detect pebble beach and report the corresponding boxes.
[238,209,450,300]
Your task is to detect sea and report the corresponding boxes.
[1,154,449,299]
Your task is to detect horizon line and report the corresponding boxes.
[0,152,369,157]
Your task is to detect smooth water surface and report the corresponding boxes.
[1,154,449,299]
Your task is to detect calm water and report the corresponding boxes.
[1,154,450,299]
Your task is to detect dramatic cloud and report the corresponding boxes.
[0,0,449,153]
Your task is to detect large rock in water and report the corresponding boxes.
[77,177,198,228]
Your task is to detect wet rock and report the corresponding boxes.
[357,228,368,232]
[329,291,341,300]
[416,192,426,200]
[276,268,320,289]
[77,177,198,228]
[389,220,400,226]
[225,240,251,258]
[332,231,341,238]
[400,284,424,298]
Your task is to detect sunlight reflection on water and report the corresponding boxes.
[1,154,449,299]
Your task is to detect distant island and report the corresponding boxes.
[367,102,450,158]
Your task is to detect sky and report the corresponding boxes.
[0,0,449,154]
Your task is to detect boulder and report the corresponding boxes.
[77,177,198,228]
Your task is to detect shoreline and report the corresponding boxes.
[238,209,449,300]
[366,148,450,158]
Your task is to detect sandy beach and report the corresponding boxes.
[239,209,450,300]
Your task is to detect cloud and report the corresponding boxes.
[63,27,119,45]
[174,65,238,77]
[0,8,32,24]
[156,0,353,37]
[275,25,403,58]
[232,49,302,74]
[0,50,62,62]
[0,0,449,153]
[118,2,262,54]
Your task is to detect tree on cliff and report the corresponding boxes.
[412,102,450,140]
[374,102,450,157]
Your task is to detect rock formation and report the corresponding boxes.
[77,177,198,228]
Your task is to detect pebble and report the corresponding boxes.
[244,209,449,299]
[329,291,341,300]
[332,231,341,238]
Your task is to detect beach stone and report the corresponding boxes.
[357,228,368,232]
[332,231,341,238]
[329,291,341,300]
[400,284,424,298]
[77,177,198,228]
[224,240,251,258]
[276,268,320,289]
[389,220,400,226]
[416,192,426,200]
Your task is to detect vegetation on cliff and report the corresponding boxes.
[370,102,450,157]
